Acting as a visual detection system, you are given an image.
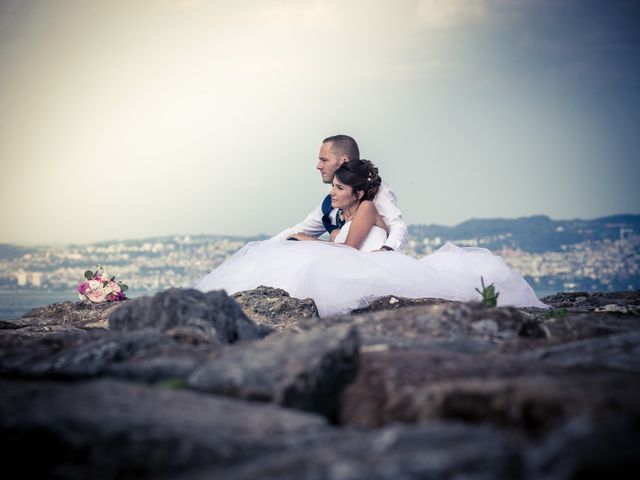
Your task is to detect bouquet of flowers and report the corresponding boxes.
[77,264,129,303]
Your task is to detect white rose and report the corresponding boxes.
[88,279,101,290]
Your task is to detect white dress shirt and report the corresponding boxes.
[271,182,409,251]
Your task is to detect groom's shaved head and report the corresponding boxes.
[322,135,360,161]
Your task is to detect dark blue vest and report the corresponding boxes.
[321,195,345,234]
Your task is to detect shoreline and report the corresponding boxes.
[0,287,590,320]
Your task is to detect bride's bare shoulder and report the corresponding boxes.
[356,200,378,215]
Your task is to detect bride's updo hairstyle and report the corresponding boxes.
[334,159,382,202]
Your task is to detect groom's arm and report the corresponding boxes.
[270,201,327,241]
[374,183,409,252]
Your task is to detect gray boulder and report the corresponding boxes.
[0,328,105,376]
[526,416,640,479]
[232,285,318,331]
[522,331,640,373]
[0,378,327,478]
[307,299,640,353]
[109,288,269,343]
[0,321,91,339]
[20,299,123,328]
[300,302,551,351]
[188,324,359,419]
[180,422,521,480]
[340,343,640,431]
[351,294,461,313]
[541,290,640,314]
[0,328,218,382]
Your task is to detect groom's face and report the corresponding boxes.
[317,142,347,184]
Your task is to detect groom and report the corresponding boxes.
[271,134,408,251]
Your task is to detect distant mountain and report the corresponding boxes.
[2,215,637,257]
[409,214,640,253]
[68,233,270,249]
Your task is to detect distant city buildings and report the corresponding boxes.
[403,233,639,293]
[13,270,42,287]
[0,236,247,295]
[0,229,638,295]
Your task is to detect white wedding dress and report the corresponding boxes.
[193,222,548,316]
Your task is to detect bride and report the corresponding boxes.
[193,160,548,316]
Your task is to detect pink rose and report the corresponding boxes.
[77,281,90,295]
[86,288,107,303]
[108,281,121,293]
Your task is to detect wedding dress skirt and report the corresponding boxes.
[193,223,548,316]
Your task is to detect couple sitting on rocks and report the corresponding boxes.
[193,135,547,316]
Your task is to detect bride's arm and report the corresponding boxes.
[289,232,337,241]
[288,233,321,241]
[344,201,377,249]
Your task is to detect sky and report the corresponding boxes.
[1,0,639,245]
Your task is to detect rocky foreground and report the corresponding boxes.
[1,287,639,479]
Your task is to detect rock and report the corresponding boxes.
[0,322,91,339]
[0,378,327,478]
[339,348,507,428]
[109,288,269,343]
[0,328,102,376]
[413,374,640,435]
[181,422,521,480]
[0,328,219,382]
[514,311,640,351]
[595,303,640,314]
[518,318,552,339]
[471,318,499,335]
[522,331,640,373]
[231,285,318,331]
[3,289,640,478]
[340,346,640,432]
[301,302,551,351]
[1,317,63,330]
[188,325,359,420]
[351,295,461,313]
[541,291,640,314]
[20,299,123,328]
[526,416,640,479]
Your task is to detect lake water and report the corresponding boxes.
[0,290,153,319]
[0,287,561,320]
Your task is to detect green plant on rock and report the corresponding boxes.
[157,378,188,390]
[545,308,568,319]
[475,276,500,307]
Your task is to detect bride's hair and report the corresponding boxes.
[334,159,382,202]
